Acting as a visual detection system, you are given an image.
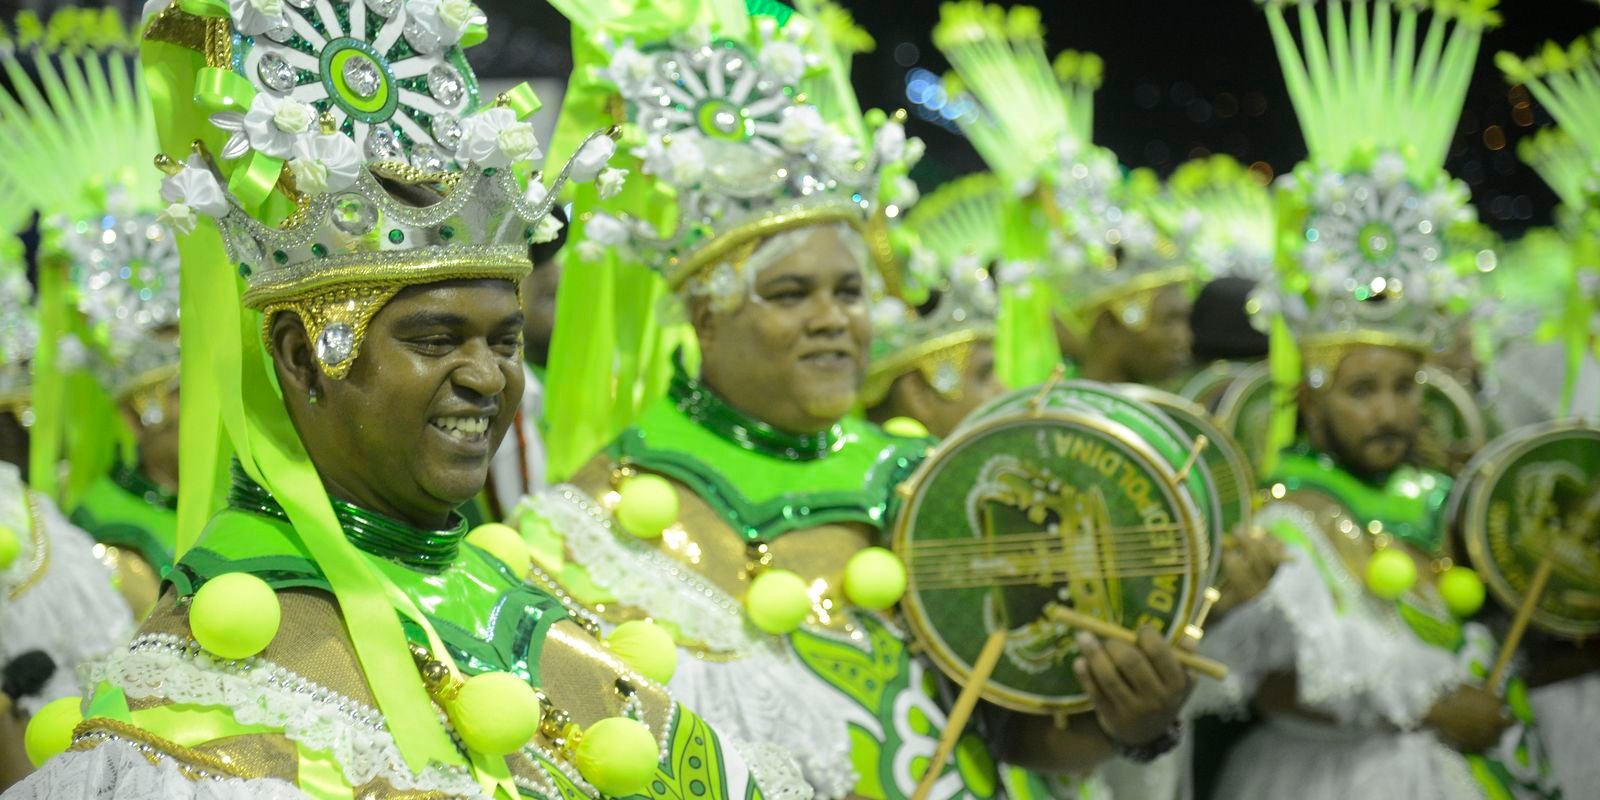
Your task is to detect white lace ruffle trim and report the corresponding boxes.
[0,486,133,715]
[731,739,818,800]
[81,634,488,798]
[673,649,860,800]
[1189,503,1467,730]
[5,737,307,799]
[523,487,767,654]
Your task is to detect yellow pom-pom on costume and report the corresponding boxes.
[843,547,907,610]
[1438,566,1486,618]
[744,569,812,634]
[606,620,679,684]
[467,523,532,577]
[615,475,679,540]
[24,696,81,766]
[576,716,659,796]
[882,416,931,439]
[1364,548,1417,600]
[191,573,281,660]
[0,524,19,570]
[448,671,542,756]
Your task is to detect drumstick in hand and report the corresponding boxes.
[1044,605,1229,680]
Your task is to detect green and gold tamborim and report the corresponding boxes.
[891,381,1209,714]
[1120,384,1255,542]
[1451,422,1600,639]
[1178,360,1254,414]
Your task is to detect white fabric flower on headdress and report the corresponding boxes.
[576,213,630,263]
[227,0,287,36]
[903,136,926,168]
[760,39,807,85]
[605,39,655,93]
[874,121,907,164]
[818,129,862,178]
[529,215,564,244]
[289,133,363,195]
[776,106,826,153]
[159,157,230,235]
[570,136,617,183]
[456,107,542,169]
[597,168,628,200]
[640,136,707,185]
[407,0,476,48]
[1371,151,1408,187]
[219,94,314,160]
[524,180,549,206]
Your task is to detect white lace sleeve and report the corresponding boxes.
[4,738,306,799]
[0,482,132,715]
[1189,503,1465,730]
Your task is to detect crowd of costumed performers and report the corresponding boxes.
[0,1,1595,799]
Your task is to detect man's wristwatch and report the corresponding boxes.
[1115,720,1183,763]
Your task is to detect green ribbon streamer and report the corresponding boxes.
[143,34,469,778]
[500,81,541,119]
[194,67,256,115]
[1263,314,1300,479]
[177,0,229,18]
[228,152,286,219]
[460,22,487,49]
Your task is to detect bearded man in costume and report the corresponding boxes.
[1192,2,1560,798]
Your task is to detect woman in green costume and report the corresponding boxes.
[8,1,798,798]
[0,11,181,616]
[517,3,1194,799]
[1192,3,1560,798]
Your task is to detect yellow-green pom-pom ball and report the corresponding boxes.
[24,696,81,766]
[744,569,812,634]
[191,572,281,660]
[1438,566,1486,618]
[576,716,659,796]
[843,547,907,610]
[449,671,542,756]
[0,524,19,570]
[883,416,930,439]
[1364,549,1417,600]
[606,620,679,684]
[615,475,679,539]
[467,523,531,576]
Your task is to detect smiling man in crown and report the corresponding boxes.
[6,0,803,797]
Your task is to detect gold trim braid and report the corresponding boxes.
[862,328,990,407]
[665,204,866,291]
[142,4,232,68]
[1071,265,1195,326]
[1300,330,1427,383]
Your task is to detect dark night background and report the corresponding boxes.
[4,0,1598,232]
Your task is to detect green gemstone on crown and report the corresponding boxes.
[311,243,328,258]
[388,229,405,244]
[238,262,252,278]
[273,250,289,265]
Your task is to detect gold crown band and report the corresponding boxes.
[1300,330,1428,386]
[665,203,867,291]
[862,327,992,407]
[1071,265,1195,323]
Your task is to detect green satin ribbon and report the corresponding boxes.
[1263,314,1299,478]
[500,81,541,119]
[132,705,278,748]
[178,0,228,18]
[461,22,487,49]
[194,67,256,115]
[229,153,287,219]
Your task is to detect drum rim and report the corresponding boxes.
[1119,383,1257,542]
[1461,422,1600,639]
[892,406,1205,714]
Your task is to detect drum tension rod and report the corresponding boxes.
[1027,364,1068,417]
[1173,435,1210,483]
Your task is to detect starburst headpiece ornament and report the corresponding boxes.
[1500,28,1600,416]
[1249,0,1499,377]
[552,0,919,298]
[863,172,1003,407]
[1246,0,1499,472]
[140,0,614,780]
